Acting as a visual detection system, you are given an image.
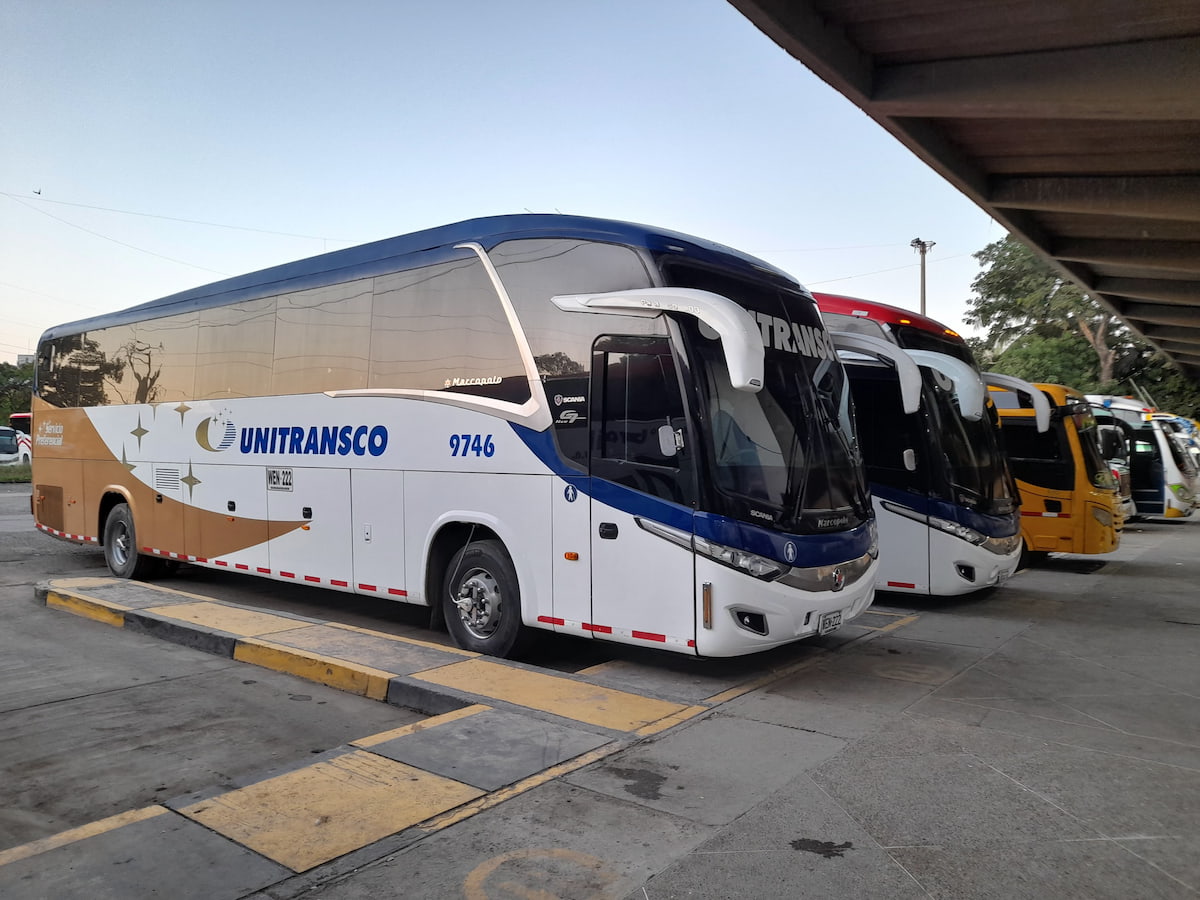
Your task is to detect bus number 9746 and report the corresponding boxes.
[449,434,495,458]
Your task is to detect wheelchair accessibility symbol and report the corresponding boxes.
[564,484,578,503]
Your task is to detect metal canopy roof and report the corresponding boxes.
[730,0,1200,383]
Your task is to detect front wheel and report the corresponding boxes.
[442,539,531,658]
[102,503,159,579]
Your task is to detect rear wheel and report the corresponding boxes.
[102,503,159,579]
[441,539,531,658]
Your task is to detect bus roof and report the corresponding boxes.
[812,292,965,342]
[40,214,800,343]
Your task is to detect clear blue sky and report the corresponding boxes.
[0,0,1004,365]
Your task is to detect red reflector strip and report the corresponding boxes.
[304,575,320,583]
[631,630,667,643]
[257,567,271,574]
[887,581,917,589]
[236,564,249,571]
[195,557,208,564]
[331,579,348,587]
[1021,512,1070,518]
[280,571,295,579]
[387,588,407,597]
[215,560,229,567]
[358,583,376,592]
[538,615,565,626]
[582,623,613,634]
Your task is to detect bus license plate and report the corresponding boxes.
[818,611,842,635]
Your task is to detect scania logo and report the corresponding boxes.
[830,567,846,592]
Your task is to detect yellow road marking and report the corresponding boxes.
[0,806,168,867]
[416,742,621,834]
[352,704,491,748]
[411,659,688,732]
[235,638,398,700]
[179,751,482,872]
[45,590,125,627]
[876,613,919,633]
[635,704,709,736]
[327,621,478,657]
[143,601,309,637]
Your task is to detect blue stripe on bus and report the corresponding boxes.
[869,482,1019,537]
[511,423,874,567]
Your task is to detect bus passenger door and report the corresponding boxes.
[588,337,698,651]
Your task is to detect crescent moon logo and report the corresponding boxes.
[195,416,236,452]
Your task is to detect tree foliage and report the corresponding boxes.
[966,236,1200,416]
[0,362,34,424]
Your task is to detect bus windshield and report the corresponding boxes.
[1066,400,1117,489]
[664,265,870,534]
[927,378,1016,515]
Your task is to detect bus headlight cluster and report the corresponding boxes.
[693,536,785,580]
[881,501,1018,555]
[1090,506,1113,527]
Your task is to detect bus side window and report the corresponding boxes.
[591,338,693,505]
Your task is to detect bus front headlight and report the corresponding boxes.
[1091,506,1113,527]
[693,536,785,580]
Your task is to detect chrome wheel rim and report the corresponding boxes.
[453,567,502,639]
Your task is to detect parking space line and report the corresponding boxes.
[0,806,168,867]
[352,704,492,748]
[177,750,484,872]
[411,658,692,732]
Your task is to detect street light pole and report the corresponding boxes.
[910,238,935,315]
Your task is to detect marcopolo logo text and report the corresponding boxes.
[238,425,389,457]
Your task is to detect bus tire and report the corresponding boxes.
[102,503,158,580]
[441,539,530,658]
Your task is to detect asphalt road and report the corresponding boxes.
[2,480,1198,899]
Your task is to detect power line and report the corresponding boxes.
[3,193,229,276]
[806,251,973,286]
[0,190,353,243]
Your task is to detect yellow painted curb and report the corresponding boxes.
[45,590,126,628]
[235,638,398,701]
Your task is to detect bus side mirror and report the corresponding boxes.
[903,448,917,472]
[1099,426,1125,460]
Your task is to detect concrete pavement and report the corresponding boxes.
[1,507,1196,898]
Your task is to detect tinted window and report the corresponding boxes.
[195,297,277,400]
[1003,418,1074,491]
[592,337,692,504]
[274,279,372,394]
[494,238,660,467]
[370,254,529,403]
[843,363,927,494]
[137,312,197,403]
[36,332,119,409]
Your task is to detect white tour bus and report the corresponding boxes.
[814,294,1049,596]
[33,214,889,657]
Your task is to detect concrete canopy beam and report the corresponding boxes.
[991,177,1200,222]
[870,37,1200,119]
